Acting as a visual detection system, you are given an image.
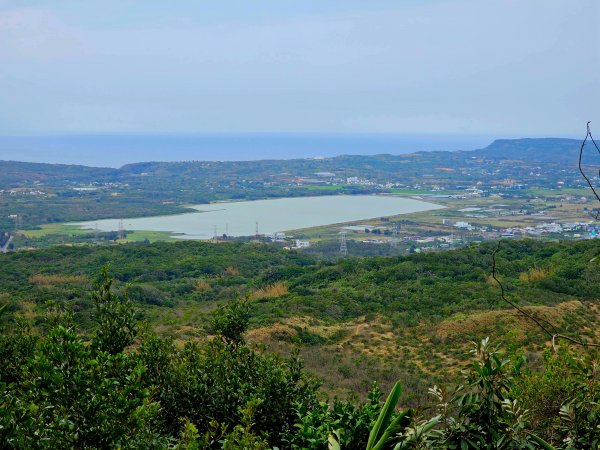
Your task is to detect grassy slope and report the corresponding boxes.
[1,238,598,400]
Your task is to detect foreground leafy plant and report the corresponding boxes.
[366,382,412,450]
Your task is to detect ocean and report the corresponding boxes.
[0,133,498,168]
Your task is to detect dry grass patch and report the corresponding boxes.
[194,279,211,293]
[435,309,527,343]
[246,323,295,342]
[342,323,397,358]
[247,315,346,345]
[223,266,239,276]
[485,274,499,286]
[17,301,38,322]
[247,316,321,340]
[435,300,587,343]
[247,316,439,400]
[254,316,399,358]
[519,266,553,283]
[29,274,88,287]
[250,282,288,300]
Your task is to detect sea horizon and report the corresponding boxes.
[0,132,551,168]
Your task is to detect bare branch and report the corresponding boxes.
[491,241,600,351]
[579,121,600,220]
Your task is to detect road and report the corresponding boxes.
[1,235,13,253]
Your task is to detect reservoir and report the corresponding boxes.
[73,195,443,239]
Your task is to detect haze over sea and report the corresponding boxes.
[0,133,507,168]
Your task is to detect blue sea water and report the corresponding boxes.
[0,133,498,168]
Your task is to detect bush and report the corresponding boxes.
[0,325,165,448]
[91,267,137,354]
[210,296,250,346]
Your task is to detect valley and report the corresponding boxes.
[2,137,599,254]
[2,2,599,445]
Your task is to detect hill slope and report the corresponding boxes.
[473,138,581,163]
[1,238,598,398]
[0,137,584,188]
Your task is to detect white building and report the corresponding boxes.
[454,221,472,230]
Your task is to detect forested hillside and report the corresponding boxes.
[1,239,598,396]
[473,138,581,164]
[1,238,598,448]
[0,138,581,188]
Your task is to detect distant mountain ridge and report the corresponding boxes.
[473,138,581,164]
[0,137,588,188]
[0,160,118,186]
[2,136,594,229]
[0,137,582,172]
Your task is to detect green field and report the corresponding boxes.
[523,187,591,197]
[304,185,346,191]
[389,188,459,195]
[21,223,93,238]
[18,223,177,246]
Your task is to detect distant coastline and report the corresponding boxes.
[0,133,508,168]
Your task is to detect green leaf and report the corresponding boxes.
[528,434,557,450]
[371,409,411,450]
[366,381,402,450]
[418,415,440,435]
[328,431,341,450]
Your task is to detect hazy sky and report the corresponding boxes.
[0,0,598,136]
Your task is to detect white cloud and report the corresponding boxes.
[0,0,597,134]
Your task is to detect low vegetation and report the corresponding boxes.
[28,273,88,287]
[0,270,598,449]
[250,282,289,300]
[0,239,598,400]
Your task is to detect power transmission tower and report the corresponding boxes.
[118,219,125,240]
[340,230,348,256]
[12,214,21,231]
[390,222,399,248]
[255,221,259,241]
